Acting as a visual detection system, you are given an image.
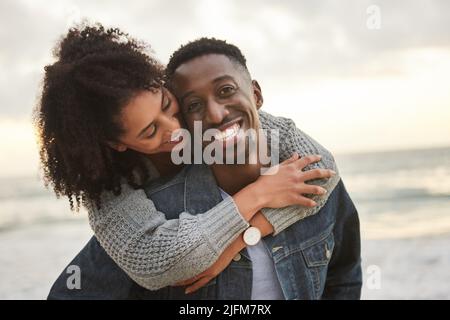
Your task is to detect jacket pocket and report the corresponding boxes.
[301,231,335,298]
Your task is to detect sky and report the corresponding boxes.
[1,0,450,177]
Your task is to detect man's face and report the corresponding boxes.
[170,54,263,158]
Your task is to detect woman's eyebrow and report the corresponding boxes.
[137,88,165,138]
[160,87,166,109]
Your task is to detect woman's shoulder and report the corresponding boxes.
[258,110,297,131]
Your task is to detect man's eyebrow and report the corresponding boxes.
[180,90,194,103]
[212,75,235,83]
[179,75,235,102]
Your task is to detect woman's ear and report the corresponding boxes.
[107,141,127,152]
[252,80,264,110]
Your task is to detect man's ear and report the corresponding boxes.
[107,141,127,152]
[252,80,263,110]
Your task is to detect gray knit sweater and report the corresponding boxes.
[86,111,340,290]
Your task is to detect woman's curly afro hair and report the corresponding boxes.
[34,23,164,210]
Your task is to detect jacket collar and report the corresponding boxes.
[184,164,223,214]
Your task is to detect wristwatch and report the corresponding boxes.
[243,226,261,246]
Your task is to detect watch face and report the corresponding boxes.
[243,227,261,246]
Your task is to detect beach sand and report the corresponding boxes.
[0,220,449,300]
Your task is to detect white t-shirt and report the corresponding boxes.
[219,188,285,300]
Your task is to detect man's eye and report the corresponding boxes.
[219,85,236,96]
[187,101,202,113]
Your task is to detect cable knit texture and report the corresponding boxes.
[87,110,341,290]
[258,111,340,235]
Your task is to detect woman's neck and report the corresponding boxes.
[148,152,184,177]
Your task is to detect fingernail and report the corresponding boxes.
[330,170,336,175]
[321,188,327,194]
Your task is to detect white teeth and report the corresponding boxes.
[214,123,240,141]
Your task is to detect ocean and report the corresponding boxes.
[1,146,449,239]
[335,146,450,239]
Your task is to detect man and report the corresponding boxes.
[157,38,361,299]
[48,38,361,300]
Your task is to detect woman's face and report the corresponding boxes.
[112,87,184,154]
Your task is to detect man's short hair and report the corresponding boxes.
[166,37,250,80]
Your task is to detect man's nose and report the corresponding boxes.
[205,100,229,125]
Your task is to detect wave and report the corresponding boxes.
[352,188,450,203]
[1,146,449,237]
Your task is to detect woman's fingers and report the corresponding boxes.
[299,184,327,195]
[301,168,336,182]
[185,276,213,294]
[294,155,322,170]
[281,152,299,165]
[174,273,203,286]
[174,278,195,286]
[295,196,317,207]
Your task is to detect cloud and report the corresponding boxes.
[1,0,450,118]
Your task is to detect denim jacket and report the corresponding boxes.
[48,164,361,300]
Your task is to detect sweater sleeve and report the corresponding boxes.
[87,184,249,291]
[87,110,340,291]
[258,110,341,235]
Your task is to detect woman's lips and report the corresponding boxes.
[164,131,184,145]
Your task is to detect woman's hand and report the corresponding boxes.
[232,153,335,222]
[253,153,336,209]
[174,234,246,294]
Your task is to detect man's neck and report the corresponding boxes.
[210,162,262,196]
[210,134,270,195]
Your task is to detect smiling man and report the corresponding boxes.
[170,51,277,169]
[169,51,274,193]
[147,37,362,299]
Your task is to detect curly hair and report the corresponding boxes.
[166,37,250,80]
[34,23,164,210]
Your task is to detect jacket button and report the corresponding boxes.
[233,253,241,262]
[272,246,283,253]
[325,245,332,259]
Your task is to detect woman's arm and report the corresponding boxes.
[87,153,329,291]
[258,110,341,235]
[87,185,248,291]
[87,111,339,291]
[175,210,275,294]
[176,113,342,293]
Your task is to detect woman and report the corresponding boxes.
[35,24,339,295]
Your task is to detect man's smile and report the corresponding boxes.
[212,116,243,142]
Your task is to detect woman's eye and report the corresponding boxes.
[162,97,171,111]
[146,125,157,138]
[219,85,236,96]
